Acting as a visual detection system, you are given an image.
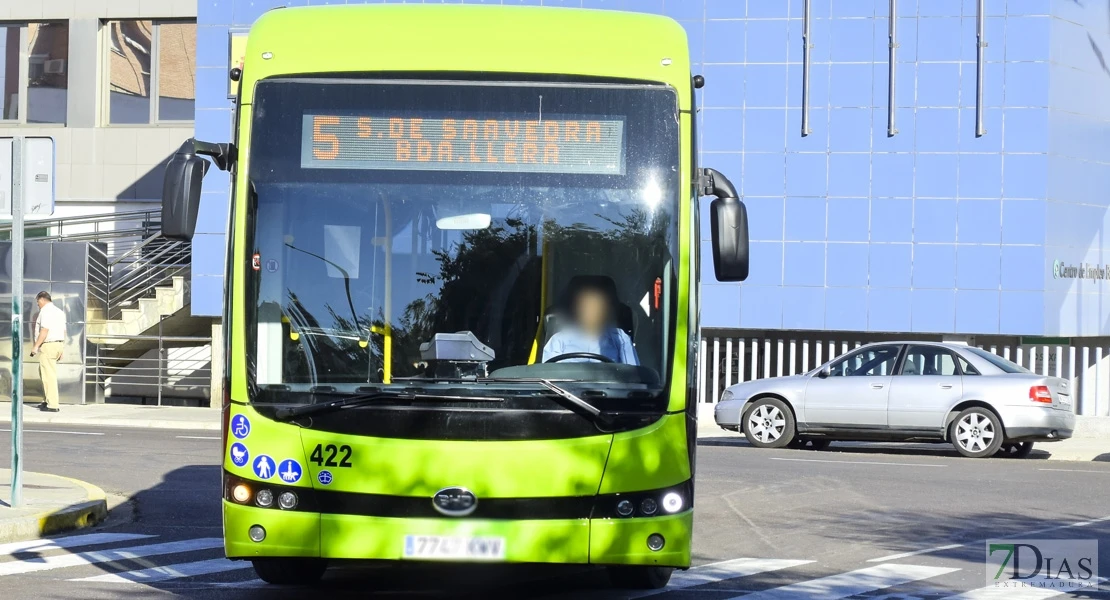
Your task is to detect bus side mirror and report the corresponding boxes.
[162,139,235,242]
[700,168,749,282]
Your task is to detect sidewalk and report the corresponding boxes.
[0,403,220,431]
[0,469,107,542]
[696,419,1110,462]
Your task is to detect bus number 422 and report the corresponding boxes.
[310,444,353,468]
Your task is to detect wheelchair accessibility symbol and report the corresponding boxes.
[231,415,250,439]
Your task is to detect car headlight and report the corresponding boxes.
[719,389,734,402]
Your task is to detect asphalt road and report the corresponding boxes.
[1,424,1109,599]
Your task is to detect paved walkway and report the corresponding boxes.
[0,403,221,431]
[0,470,107,543]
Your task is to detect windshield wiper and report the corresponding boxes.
[272,391,413,421]
[533,379,613,428]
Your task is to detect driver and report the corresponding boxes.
[542,280,638,365]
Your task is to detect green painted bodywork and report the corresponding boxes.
[222,4,700,568]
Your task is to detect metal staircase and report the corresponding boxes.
[0,210,212,404]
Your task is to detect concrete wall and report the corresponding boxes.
[0,0,196,218]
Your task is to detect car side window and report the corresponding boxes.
[957,356,980,375]
[901,346,960,376]
[827,345,901,377]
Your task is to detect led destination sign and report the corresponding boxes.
[300,113,625,175]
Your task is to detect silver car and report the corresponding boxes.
[714,342,1075,458]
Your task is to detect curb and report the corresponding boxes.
[31,418,222,431]
[0,473,109,543]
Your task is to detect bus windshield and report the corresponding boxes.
[245,79,680,400]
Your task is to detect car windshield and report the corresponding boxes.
[245,79,679,402]
[965,347,1030,374]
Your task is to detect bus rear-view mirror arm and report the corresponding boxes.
[699,167,749,282]
[161,138,235,242]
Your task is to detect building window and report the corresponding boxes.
[0,22,69,124]
[106,20,195,124]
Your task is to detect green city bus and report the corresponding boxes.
[162,4,748,589]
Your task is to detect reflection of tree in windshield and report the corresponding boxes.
[273,197,674,385]
[368,208,673,380]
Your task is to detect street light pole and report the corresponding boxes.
[9,138,24,507]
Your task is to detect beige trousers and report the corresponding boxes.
[38,341,63,409]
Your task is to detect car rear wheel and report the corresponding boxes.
[950,408,1004,458]
[252,559,327,585]
[742,398,795,448]
[608,566,673,589]
[997,442,1034,458]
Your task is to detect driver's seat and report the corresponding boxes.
[541,275,633,348]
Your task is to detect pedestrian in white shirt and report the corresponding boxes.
[32,291,66,412]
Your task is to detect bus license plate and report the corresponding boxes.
[403,535,506,561]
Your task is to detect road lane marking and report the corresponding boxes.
[938,577,1107,599]
[175,435,220,440]
[1039,469,1110,474]
[0,533,155,557]
[628,558,815,598]
[724,564,959,599]
[869,515,1110,562]
[70,557,252,583]
[866,544,965,563]
[770,457,946,468]
[0,538,223,577]
[0,428,104,436]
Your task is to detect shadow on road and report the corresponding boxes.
[698,436,1102,463]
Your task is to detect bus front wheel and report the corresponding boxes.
[252,558,327,585]
[608,566,673,589]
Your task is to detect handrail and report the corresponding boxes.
[0,209,160,234]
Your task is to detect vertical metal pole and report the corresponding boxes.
[887,0,898,136]
[975,0,987,137]
[801,0,812,136]
[157,317,163,407]
[9,138,24,506]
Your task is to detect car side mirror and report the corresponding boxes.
[817,366,831,379]
[161,139,234,241]
[700,168,749,282]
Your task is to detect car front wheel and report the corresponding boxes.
[742,398,796,448]
[950,408,1004,458]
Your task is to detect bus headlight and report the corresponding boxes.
[249,525,266,543]
[278,491,298,510]
[232,484,251,503]
[662,492,684,513]
[255,489,274,508]
[616,500,634,517]
[640,498,658,516]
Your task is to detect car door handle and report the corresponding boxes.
[871,383,884,390]
[940,384,953,389]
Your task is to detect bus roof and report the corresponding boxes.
[240,5,691,107]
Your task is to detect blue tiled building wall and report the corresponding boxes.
[194,0,1110,338]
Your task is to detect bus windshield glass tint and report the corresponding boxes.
[246,79,680,396]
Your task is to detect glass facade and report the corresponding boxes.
[194,0,1110,338]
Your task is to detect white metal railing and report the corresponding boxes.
[697,335,1110,417]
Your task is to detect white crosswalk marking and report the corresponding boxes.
[725,564,960,599]
[70,557,253,584]
[938,577,1108,599]
[628,558,815,598]
[0,538,223,577]
[0,533,155,557]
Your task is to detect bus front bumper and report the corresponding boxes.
[224,501,691,567]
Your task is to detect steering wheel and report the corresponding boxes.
[544,352,614,364]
